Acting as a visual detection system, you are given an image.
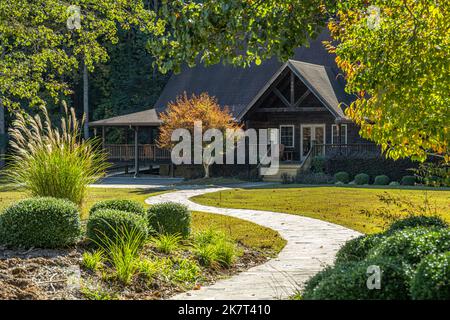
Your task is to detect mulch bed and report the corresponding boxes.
[0,245,270,300]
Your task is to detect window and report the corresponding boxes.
[332,124,347,144]
[280,125,295,148]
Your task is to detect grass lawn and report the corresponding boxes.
[192,186,450,234]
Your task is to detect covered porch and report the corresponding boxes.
[90,109,171,177]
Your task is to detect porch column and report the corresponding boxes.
[338,122,342,155]
[101,126,105,149]
[133,126,139,178]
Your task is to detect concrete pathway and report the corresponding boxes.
[146,187,361,300]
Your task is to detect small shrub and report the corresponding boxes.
[368,228,450,266]
[89,199,145,216]
[296,172,334,184]
[303,257,411,300]
[194,243,217,267]
[152,234,181,254]
[410,252,450,300]
[335,234,385,265]
[389,181,400,186]
[302,265,335,297]
[334,171,350,184]
[147,202,191,238]
[86,209,148,245]
[193,229,238,268]
[354,173,370,185]
[401,175,416,186]
[387,216,448,234]
[280,172,294,184]
[82,250,104,271]
[311,156,326,173]
[214,239,239,268]
[194,228,226,246]
[139,258,173,281]
[172,258,201,284]
[0,197,81,248]
[374,175,390,185]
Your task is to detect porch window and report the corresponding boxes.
[280,125,295,148]
[332,124,347,144]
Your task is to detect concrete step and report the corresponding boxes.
[261,163,302,182]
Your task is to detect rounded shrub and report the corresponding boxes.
[368,228,450,266]
[387,216,448,234]
[86,209,148,244]
[354,173,370,185]
[89,199,145,216]
[334,171,350,184]
[411,252,450,300]
[0,197,81,248]
[374,175,390,186]
[303,257,411,300]
[335,234,385,265]
[401,175,416,186]
[147,202,191,238]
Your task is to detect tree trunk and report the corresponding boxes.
[0,96,5,168]
[83,62,89,140]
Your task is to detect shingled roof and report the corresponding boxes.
[90,109,161,127]
[154,30,353,119]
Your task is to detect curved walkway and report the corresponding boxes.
[146,187,361,300]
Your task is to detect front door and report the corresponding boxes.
[301,124,325,160]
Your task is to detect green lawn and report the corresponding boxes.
[192,186,450,234]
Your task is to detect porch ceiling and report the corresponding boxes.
[89,109,162,127]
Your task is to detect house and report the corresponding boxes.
[90,31,379,180]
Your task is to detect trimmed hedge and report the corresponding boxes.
[354,173,370,185]
[387,216,449,234]
[374,175,390,185]
[401,175,416,186]
[89,199,145,216]
[303,257,411,300]
[334,171,350,184]
[147,202,191,238]
[411,252,450,300]
[86,209,148,244]
[368,228,450,266]
[0,197,81,248]
[335,234,385,265]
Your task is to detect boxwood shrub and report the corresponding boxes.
[334,171,350,184]
[86,209,148,244]
[387,216,448,234]
[335,234,385,265]
[354,173,370,185]
[410,252,450,300]
[147,202,191,238]
[0,197,81,248]
[368,228,450,266]
[401,175,416,186]
[89,199,145,216]
[303,257,411,300]
[374,175,390,185]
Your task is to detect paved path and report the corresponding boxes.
[146,187,361,300]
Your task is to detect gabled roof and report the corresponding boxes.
[238,60,351,120]
[90,109,161,127]
[154,30,352,118]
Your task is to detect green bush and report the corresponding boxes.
[374,175,390,185]
[302,265,335,296]
[147,202,191,238]
[295,172,334,184]
[354,173,370,185]
[368,228,450,266]
[311,156,326,173]
[89,199,145,216]
[334,171,350,184]
[387,216,449,234]
[86,209,148,245]
[401,175,416,186]
[335,234,385,265]
[0,197,81,248]
[411,252,450,300]
[303,257,411,300]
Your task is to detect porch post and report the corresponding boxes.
[338,122,342,155]
[134,126,139,178]
[101,126,105,149]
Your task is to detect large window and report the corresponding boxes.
[332,124,347,144]
[280,125,295,148]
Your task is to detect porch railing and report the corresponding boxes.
[312,143,381,158]
[104,144,171,162]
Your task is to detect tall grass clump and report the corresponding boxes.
[6,103,109,206]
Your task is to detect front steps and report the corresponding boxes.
[261,163,303,182]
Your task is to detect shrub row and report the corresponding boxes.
[302,216,450,300]
[333,171,416,186]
